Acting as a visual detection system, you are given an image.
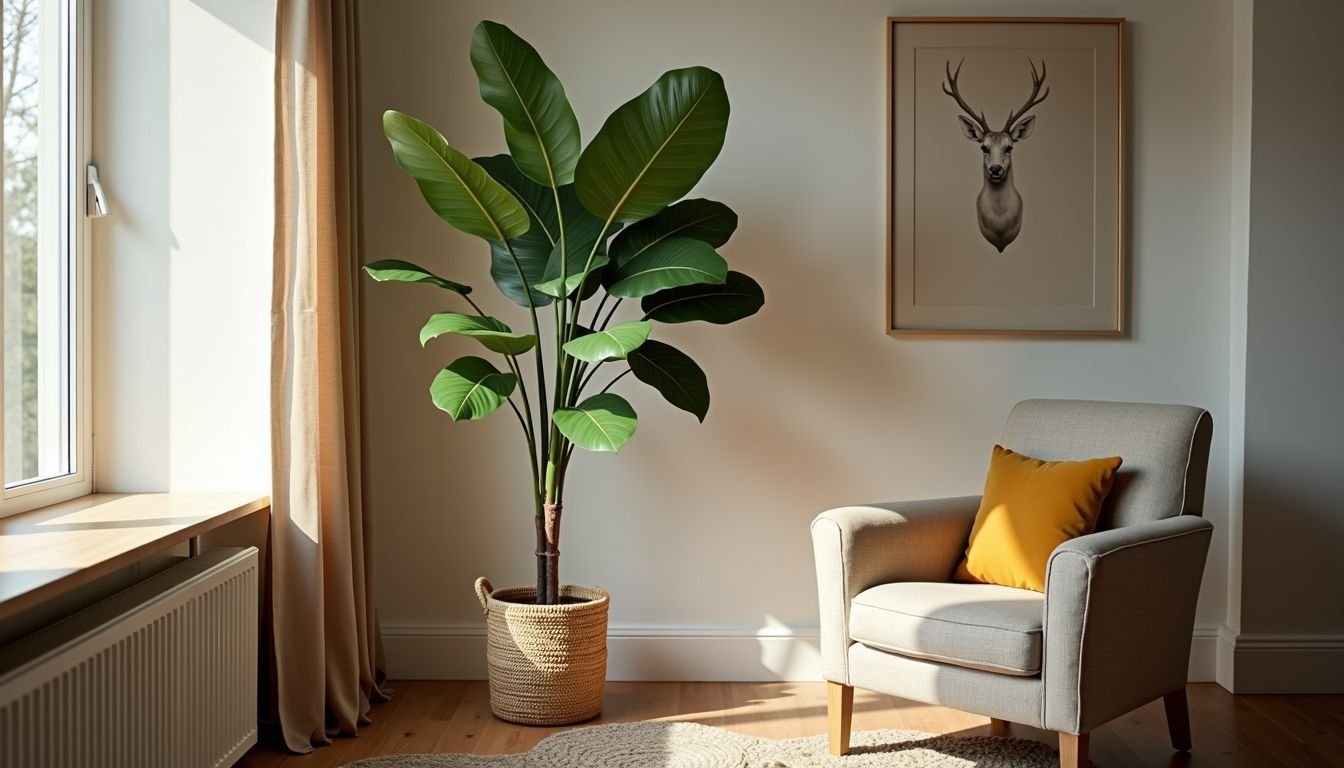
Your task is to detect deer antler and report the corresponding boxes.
[942,58,990,135]
[1003,59,1049,132]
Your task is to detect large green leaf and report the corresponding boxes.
[641,270,764,324]
[628,340,709,422]
[384,111,529,241]
[553,393,637,453]
[607,237,726,298]
[429,356,517,422]
[574,67,730,223]
[470,21,581,187]
[419,312,537,355]
[476,155,557,306]
[561,320,651,363]
[363,260,472,295]
[608,199,738,269]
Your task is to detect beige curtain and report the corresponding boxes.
[272,0,387,753]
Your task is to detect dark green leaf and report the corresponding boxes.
[384,111,530,241]
[429,356,517,421]
[561,320,651,363]
[476,155,557,306]
[608,199,737,269]
[476,155,612,306]
[419,312,537,355]
[574,67,730,223]
[628,340,709,422]
[553,393,637,452]
[607,237,726,299]
[534,202,619,299]
[363,260,472,295]
[641,271,764,324]
[470,21,581,187]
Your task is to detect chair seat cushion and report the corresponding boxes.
[849,582,1044,676]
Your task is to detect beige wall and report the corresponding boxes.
[92,0,273,494]
[359,0,1239,678]
[1236,0,1344,693]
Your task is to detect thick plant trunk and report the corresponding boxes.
[534,514,548,602]
[541,503,562,604]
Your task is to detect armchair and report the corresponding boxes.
[812,399,1214,768]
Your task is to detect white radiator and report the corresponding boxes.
[0,547,259,768]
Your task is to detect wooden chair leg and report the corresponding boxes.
[827,681,853,756]
[1164,688,1193,751]
[1059,732,1089,768]
[990,717,1010,736]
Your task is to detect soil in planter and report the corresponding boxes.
[493,594,595,606]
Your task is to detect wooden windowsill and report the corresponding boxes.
[0,492,270,622]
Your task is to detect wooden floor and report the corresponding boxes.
[237,681,1344,767]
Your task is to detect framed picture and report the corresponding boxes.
[886,18,1125,336]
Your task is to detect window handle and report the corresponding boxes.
[86,164,109,218]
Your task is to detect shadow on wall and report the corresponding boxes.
[189,0,274,52]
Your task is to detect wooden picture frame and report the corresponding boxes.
[886,17,1125,337]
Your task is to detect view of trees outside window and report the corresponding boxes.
[3,0,73,487]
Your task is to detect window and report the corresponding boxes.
[1,0,89,516]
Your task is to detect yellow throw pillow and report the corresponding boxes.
[954,445,1123,592]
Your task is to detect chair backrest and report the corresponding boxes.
[1000,399,1213,530]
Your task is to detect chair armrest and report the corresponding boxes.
[811,496,979,684]
[1042,515,1213,734]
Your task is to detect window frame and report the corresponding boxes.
[0,0,92,518]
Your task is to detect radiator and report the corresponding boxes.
[0,547,259,768]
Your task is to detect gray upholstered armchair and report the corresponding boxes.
[812,399,1213,768]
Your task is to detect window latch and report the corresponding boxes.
[86,165,109,218]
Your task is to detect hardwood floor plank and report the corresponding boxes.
[236,681,1344,767]
[431,680,496,754]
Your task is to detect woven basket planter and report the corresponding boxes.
[474,577,610,726]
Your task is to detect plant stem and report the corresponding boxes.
[598,367,632,395]
[500,239,549,469]
[504,356,541,496]
[542,503,562,604]
[588,293,609,330]
[575,361,607,397]
[599,298,622,331]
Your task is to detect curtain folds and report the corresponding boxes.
[272,0,387,753]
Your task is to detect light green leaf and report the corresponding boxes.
[562,320,651,363]
[641,271,764,324]
[429,357,518,422]
[574,67,730,223]
[363,260,472,295]
[628,340,709,422]
[553,393,637,453]
[419,312,537,355]
[470,21,581,187]
[384,111,530,241]
[607,237,726,298]
[608,199,738,269]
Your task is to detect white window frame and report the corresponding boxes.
[0,0,91,518]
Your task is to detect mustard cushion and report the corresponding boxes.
[954,445,1123,592]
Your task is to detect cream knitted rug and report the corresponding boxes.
[345,721,1073,767]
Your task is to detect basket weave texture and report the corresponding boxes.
[475,578,610,726]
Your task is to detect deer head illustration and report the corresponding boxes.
[943,58,1049,253]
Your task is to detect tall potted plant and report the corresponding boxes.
[367,21,763,726]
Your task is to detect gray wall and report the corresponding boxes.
[1238,0,1344,689]
[358,0,1238,680]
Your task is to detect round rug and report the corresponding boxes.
[344,721,1074,767]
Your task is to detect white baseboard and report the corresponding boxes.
[384,621,1223,683]
[1187,623,1220,683]
[383,622,823,681]
[1229,632,1344,693]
